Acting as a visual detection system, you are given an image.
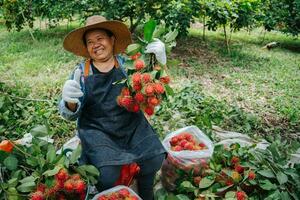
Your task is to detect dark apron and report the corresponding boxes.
[78,65,166,168]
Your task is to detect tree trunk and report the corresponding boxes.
[202,14,206,41]
[223,24,230,54]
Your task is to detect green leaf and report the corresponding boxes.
[43,165,62,177]
[46,145,56,163]
[216,184,234,193]
[17,181,36,193]
[199,177,215,189]
[19,176,36,184]
[164,30,178,43]
[69,145,82,164]
[176,194,190,200]
[7,187,18,200]
[154,188,168,200]
[124,60,135,70]
[4,156,18,171]
[26,156,38,167]
[225,191,236,198]
[7,178,18,187]
[79,165,100,176]
[265,190,281,200]
[179,181,196,192]
[30,125,48,137]
[166,194,179,200]
[153,25,165,38]
[126,43,141,56]
[276,171,288,185]
[259,179,277,190]
[144,19,156,42]
[164,84,174,97]
[258,170,275,178]
[280,191,291,200]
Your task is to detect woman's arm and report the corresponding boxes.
[58,65,85,121]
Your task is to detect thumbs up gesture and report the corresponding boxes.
[62,69,83,104]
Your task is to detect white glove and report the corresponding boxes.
[62,69,83,103]
[145,38,167,65]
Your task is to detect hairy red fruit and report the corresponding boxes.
[154,83,165,94]
[134,60,145,70]
[36,184,46,193]
[119,188,130,197]
[132,73,142,85]
[134,92,145,103]
[142,73,152,84]
[55,169,68,182]
[120,96,133,108]
[183,133,193,141]
[236,191,246,200]
[184,143,194,150]
[46,186,58,197]
[159,76,170,84]
[248,171,256,180]
[131,196,139,200]
[144,106,154,116]
[71,174,81,181]
[173,145,182,151]
[225,179,234,186]
[170,137,179,146]
[199,143,206,148]
[133,83,142,91]
[193,176,202,185]
[56,193,66,200]
[64,180,74,192]
[30,191,44,200]
[179,140,188,148]
[145,84,154,96]
[130,52,141,60]
[121,87,131,96]
[74,180,86,194]
[131,103,140,113]
[231,156,240,165]
[235,165,244,173]
[97,196,107,200]
[147,96,159,106]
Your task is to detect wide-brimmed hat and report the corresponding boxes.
[63,15,132,58]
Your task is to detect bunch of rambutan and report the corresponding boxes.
[117,52,171,116]
[29,168,87,200]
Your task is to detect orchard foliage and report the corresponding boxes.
[0,0,299,36]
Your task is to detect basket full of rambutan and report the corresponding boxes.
[116,20,178,116]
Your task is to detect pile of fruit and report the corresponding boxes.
[30,169,87,200]
[117,52,171,116]
[169,132,208,151]
[97,188,139,200]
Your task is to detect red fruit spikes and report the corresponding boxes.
[134,60,145,70]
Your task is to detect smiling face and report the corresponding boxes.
[84,29,115,62]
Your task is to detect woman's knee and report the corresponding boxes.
[96,165,121,191]
[138,153,166,176]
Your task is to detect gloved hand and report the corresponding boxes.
[145,38,167,65]
[62,68,83,104]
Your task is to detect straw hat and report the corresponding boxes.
[63,15,132,58]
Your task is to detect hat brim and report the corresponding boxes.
[63,21,132,58]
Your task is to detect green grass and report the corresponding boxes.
[0,23,299,143]
[168,28,300,136]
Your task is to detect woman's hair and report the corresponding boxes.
[83,28,114,46]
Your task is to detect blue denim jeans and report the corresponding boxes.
[96,153,166,200]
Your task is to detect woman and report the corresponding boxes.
[59,15,167,200]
